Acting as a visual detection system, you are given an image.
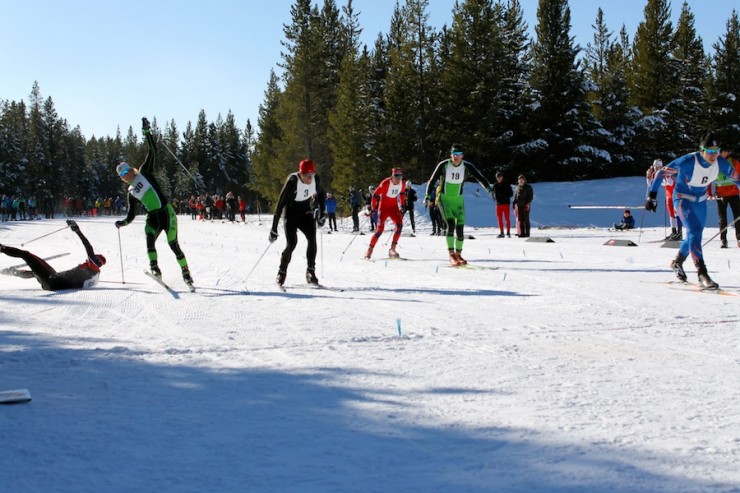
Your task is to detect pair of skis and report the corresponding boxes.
[275,282,343,293]
[143,270,195,294]
[654,280,739,297]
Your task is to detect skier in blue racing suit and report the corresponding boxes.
[646,132,740,289]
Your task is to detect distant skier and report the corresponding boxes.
[403,180,417,235]
[708,148,740,248]
[269,159,326,287]
[645,132,740,289]
[0,220,106,290]
[348,186,363,233]
[425,144,493,266]
[325,192,338,232]
[115,117,193,288]
[364,168,407,260]
[647,158,683,240]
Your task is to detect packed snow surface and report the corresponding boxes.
[1,177,738,492]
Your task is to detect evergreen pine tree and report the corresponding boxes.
[252,70,286,205]
[666,1,706,153]
[630,0,676,162]
[526,0,601,180]
[437,0,503,172]
[383,0,437,177]
[498,0,532,174]
[328,0,375,200]
[706,10,739,150]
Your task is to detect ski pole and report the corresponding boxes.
[314,209,324,278]
[20,225,68,247]
[117,228,125,284]
[637,207,648,243]
[159,139,206,192]
[703,215,740,247]
[341,230,362,256]
[244,242,273,283]
[637,183,650,244]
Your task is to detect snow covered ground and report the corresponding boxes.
[1,177,739,493]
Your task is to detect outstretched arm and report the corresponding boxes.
[140,117,157,174]
[466,162,493,191]
[67,220,95,259]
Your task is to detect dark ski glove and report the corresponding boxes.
[66,219,80,232]
[142,117,150,130]
[645,191,658,212]
[115,220,126,229]
[269,229,278,243]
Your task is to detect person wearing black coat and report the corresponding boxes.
[513,174,534,237]
[492,172,513,237]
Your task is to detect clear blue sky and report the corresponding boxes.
[1,0,735,139]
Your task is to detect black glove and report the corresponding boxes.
[644,191,658,213]
[142,117,150,130]
[316,213,326,228]
[269,229,278,243]
[66,219,80,232]
[115,220,126,229]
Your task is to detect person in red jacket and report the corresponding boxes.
[709,148,740,248]
[364,168,406,259]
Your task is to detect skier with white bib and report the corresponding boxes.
[645,132,740,288]
[115,117,193,288]
[269,159,326,287]
[364,168,407,260]
[425,144,494,266]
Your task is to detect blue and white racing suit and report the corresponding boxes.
[650,152,740,262]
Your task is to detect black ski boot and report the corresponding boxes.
[306,268,319,285]
[696,260,719,289]
[182,266,193,285]
[276,271,286,286]
[670,253,687,282]
[665,228,677,240]
[150,262,162,277]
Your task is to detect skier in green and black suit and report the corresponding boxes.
[115,117,193,287]
[425,144,494,266]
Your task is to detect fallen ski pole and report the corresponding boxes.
[20,225,68,247]
[703,215,740,247]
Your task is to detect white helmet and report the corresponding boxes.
[653,159,663,168]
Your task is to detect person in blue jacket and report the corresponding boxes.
[325,192,338,233]
[613,209,636,230]
[645,132,740,288]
